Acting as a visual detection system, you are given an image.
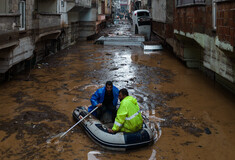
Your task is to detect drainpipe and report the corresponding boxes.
[212,0,217,30]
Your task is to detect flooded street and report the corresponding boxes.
[0,20,235,160]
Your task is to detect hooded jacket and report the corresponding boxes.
[88,85,119,114]
[112,96,143,133]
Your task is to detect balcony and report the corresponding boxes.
[75,0,91,8]
[34,12,61,42]
[0,14,20,50]
[67,0,92,12]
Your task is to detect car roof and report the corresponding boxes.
[133,10,149,13]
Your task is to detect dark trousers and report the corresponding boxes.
[97,104,116,123]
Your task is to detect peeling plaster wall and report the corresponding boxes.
[12,37,34,66]
[174,30,235,83]
[0,0,35,74]
[151,0,166,22]
[0,0,8,13]
[79,8,96,21]
[68,11,79,23]
[38,0,57,13]
[0,37,34,73]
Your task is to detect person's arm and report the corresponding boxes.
[108,128,114,133]
[112,86,119,106]
[90,90,100,107]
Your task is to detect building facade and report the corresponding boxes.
[0,0,111,81]
[151,0,235,93]
[151,0,174,45]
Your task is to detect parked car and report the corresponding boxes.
[132,10,151,40]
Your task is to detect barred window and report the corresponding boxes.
[177,0,206,7]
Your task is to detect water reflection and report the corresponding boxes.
[144,51,162,55]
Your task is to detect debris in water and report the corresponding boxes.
[204,128,212,134]
[56,145,64,152]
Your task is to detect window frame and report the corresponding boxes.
[176,0,206,7]
[215,0,234,2]
[19,0,26,31]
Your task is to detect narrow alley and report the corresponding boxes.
[0,19,234,160]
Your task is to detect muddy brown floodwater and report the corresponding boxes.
[0,20,235,160]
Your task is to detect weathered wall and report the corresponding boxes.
[0,0,35,74]
[0,0,62,75]
[76,0,92,8]
[68,11,79,23]
[78,8,97,39]
[11,37,35,67]
[151,0,174,43]
[174,6,208,34]
[173,0,235,91]
[38,0,57,13]
[0,36,34,73]
[151,0,166,22]
[216,2,235,47]
[38,14,60,29]
[79,8,97,21]
[0,14,19,35]
[0,0,8,13]
[0,0,100,78]
[152,22,174,39]
[26,0,35,30]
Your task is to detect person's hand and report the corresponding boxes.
[97,103,102,108]
[108,128,114,133]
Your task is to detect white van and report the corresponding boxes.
[132,10,151,40]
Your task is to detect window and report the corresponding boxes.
[137,12,149,17]
[215,0,233,2]
[61,0,64,7]
[19,0,26,30]
[176,0,205,7]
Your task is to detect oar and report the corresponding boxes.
[60,106,99,139]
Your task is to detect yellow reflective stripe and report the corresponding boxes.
[125,111,140,121]
[114,121,122,127]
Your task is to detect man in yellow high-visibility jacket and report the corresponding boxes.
[108,88,143,133]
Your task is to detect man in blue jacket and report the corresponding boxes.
[88,81,119,123]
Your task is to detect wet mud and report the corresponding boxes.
[0,20,235,160]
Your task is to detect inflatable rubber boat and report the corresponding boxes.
[72,106,155,151]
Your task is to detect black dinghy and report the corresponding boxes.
[73,106,155,151]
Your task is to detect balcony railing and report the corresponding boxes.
[0,14,20,35]
[35,13,61,33]
[33,12,61,42]
[176,0,206,7]
[0,14,20,47]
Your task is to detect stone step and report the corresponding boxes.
[95,35,145,46]
[141,41,163,51]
